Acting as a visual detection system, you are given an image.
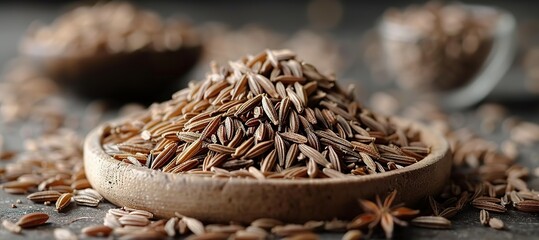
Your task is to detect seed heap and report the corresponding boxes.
[102,49,429,178]
[381,1,497,90]
[21,2,199,55]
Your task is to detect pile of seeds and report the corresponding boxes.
[21,2,199,55]
[102,49,430,178]
[0,60,60,124]
[0,128,104,205]
[369,94,539,233]
[380,1,497,90]
[84,206,362,239]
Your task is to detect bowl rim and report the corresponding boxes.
[85,116,450,187]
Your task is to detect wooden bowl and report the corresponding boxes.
[84,118,451,223]
[21,41,201,103]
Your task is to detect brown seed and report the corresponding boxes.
[175,140,203,165]
[82,225,113,237]
[471,200,507,213]
[16,212,49,228]
[515,200,539,213]
[298,144,332,168]
[27,190,62,203]
[439,207,460,219]
[243,140,274,159]
[261,95,279,125]
[279,132,308,144]
[207,144,235,154]
[55,193,73,212]
[235,94,263,117]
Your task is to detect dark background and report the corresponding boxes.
[1,0,539,101]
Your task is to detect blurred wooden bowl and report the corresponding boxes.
[21,41,201,103]
[84,117,451,223]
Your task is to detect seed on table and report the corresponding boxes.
[82,225,113,237]
[118,215,150,227]
[55,193,73,212]
[27,190,62,203]
[514,200,539,213]
[73,195,100,207]
[54,228,77,240]
[16,212,49,228]
[2,220,21,234]
[488,218,504,230]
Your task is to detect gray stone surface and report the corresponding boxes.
[0,1,538,239]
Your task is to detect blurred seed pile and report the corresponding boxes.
[370,92,539,232]
[381,2,498,90]
[21,2,199,55]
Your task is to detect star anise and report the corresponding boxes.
[347,190,419,239]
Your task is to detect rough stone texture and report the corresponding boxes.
[0,1,538,239]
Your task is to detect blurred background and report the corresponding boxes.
[1,0,539,107]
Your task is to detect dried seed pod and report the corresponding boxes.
[55,193,73,212]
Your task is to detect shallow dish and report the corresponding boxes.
[84,117,451,223]
[22,41,201,103]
